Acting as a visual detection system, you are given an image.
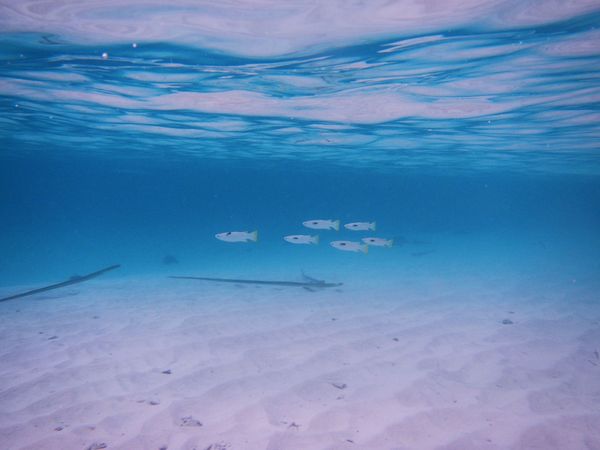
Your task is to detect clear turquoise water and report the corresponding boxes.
[0,3,599,290]
[1,6,600,449]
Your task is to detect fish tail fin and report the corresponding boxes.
[361,244,369,254]
[387,239,394,248]
[251,230,258,242]
[333,220,340,231]
[371,222,377,231]
[312,235,320,245]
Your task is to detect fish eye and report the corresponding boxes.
[226,232,231,235]
[352,224,357,227]
[293,236,298,239]
[312,222,318,224]
[340,242,346,246]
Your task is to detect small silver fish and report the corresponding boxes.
[330,240,369,253]
[362,237,393,247]
[284,234,319,245]
[215,231,258,243]
[344,221,376,231]
[302,219,340,231]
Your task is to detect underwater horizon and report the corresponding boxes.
[1,1,600,450]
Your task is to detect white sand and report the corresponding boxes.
[0,274,599,450]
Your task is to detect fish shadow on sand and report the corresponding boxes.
[0,264,120,303]
[169,271,342,292]
[162,255,179,265]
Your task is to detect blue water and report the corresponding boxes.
[0,4,599,290]
[2,4,600,450]
[1,154,599,291]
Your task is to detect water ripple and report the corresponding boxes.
[0,1,599,173]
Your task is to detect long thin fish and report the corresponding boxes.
[0,264,121,303]
[169,275,342,288]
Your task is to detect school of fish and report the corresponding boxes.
[216,219,393,253]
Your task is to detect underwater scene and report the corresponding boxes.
[1,1,600,449]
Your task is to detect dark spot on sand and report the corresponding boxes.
[161,369,172,375]
[393,337,399,342]
[346,439,355,444]
[502,319,514,325]
[148,400,160,406]
[159,447,168,450]
[162,255,179,265]
[180,416,202,427]
[86,443,107,450]
[331,318,337,321]
[288,422,300,429]
[48,336,58,340]
[204,443,230,450]
[93,316,99,319]
[332,382,347,390]
[54,426,64,431]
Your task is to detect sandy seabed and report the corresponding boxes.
[0,274,599,450]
